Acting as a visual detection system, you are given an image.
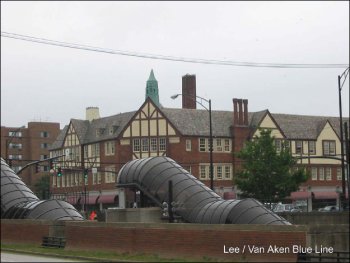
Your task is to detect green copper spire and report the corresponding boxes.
[145,69,160,106]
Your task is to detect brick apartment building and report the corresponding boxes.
[49,71,348,211]
[1,122,60,190]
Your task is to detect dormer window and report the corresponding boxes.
[96,128,106,137]
[109,125,119,135]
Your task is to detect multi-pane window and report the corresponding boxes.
[92,144,100,157]
[9,143,22,149]
[326,168,332,181]
[71,173,75,186]
[311,167,317,180]
[57,177,61,188]
[215,139,223,152]
[150,138,157,152]
[200,165,207,179]
[142,138,149,152]
[216,166,223,180]
[84,146,88,158]
[159,138,166,151]
[319,168,324,180]
[200,164,232,180]
[182,165,192,174]
[199,138,206,152]
[186,139,192,151]
[275,139,282,152]
[61,175,65,187]
[9,131,22,137]
[9,154,22,160]
[133,137,166,152]
[40,131,49,138]
[79,173,83,186]
[295,141,303,154]
[105,166,116,183]
[40,154,48,160]
[224,139,230,152]
[105,141,115,156]
[41,143,49,149]
[284,140,291,151]
[133,139,140,152]
[308,141,316,155]
[52,176,56,187]
[66,174,70,187]
[93,172,97,185]
[337,168,342,180]
[97,172,101,184]
[224,166,231,179]
[323,141,336,156]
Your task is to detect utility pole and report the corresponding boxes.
[338,67,349,209]
[344,122,350,207]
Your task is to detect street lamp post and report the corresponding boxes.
[338,66,349,208]
[171,93,214,191]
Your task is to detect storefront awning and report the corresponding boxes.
[81,195,99,205]
[67,196,81,205]
[97,194,117,204]
[290,191,311,200]
[313,191,339,200]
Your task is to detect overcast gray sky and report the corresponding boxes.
[1,1,349,128]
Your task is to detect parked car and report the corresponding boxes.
[273,203,302,213]
[318,206,340,212]
[264,203,278,211]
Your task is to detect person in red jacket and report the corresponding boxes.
[89,210,97,220]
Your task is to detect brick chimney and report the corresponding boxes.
[182,74,196,109]
[233,98,248,126]
[233,98,239,124]
[243,99,248,125]
[231,98,251,176]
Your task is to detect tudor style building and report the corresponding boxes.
[49,71,348,211]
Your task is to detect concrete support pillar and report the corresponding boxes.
[307,196,313,212]
[118,188,126,209]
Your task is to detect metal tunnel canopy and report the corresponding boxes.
[117,156,291,225]
[1,158,84,221]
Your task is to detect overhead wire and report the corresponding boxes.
[1,31,349,69]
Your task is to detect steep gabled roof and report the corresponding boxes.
[162,108,234,137]
[70,119,89,143]
[49,101,348,150]
[249,110,269,129]
[271,113,349,140]
[83,111,136,144]
[49,125,68,150]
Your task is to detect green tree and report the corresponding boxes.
[234,129,309,203]
[34,174,50,199]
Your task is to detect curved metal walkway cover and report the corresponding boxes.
[1,158,84,221]
[117,156,290,225]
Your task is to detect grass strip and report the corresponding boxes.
[1,243,214,262]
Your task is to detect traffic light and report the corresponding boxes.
[84,169,88,180]
[57,167,62,177]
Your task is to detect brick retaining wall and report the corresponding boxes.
[1,220,50,245]
[1,220,307,262]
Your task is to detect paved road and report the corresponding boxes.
[1,252,85,262]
